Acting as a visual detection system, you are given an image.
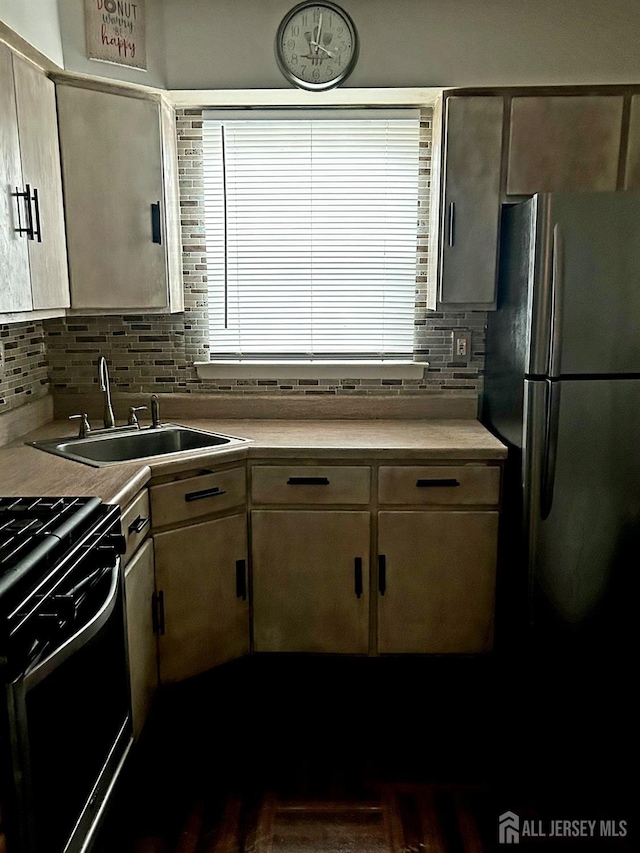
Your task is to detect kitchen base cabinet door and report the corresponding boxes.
[124,539,157,739]
[252,510,370,654]
[378,511,498,654]
[154,513,249,683]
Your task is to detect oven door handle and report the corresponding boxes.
[19,558,121,692]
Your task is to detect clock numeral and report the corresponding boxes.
[335,54,342,66]
[312,68,320,80]
[313,9,320,21]
[338,41,348,52]
[336,25,344,34]
[291,53,299,65]
[288,38,295,48]
[291,25,300,37]
[301,13,308,25]
[301,64,307,75]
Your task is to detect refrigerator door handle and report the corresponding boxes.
[548,224,565,380]
[541,380,561,520]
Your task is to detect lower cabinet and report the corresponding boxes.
[154,513,249,683]
[377,511,498,654]
[252,510,370,654]
[124,538,157,738]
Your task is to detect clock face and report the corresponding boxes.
[276,2,358,91]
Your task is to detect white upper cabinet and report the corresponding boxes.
[56,83,183,314]
[1,45,69,319]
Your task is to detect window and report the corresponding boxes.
[201,109,421,367]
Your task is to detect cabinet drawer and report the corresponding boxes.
[378,466,500,506]
[251,466,370,505]
[151,467,246,527]
[121,489,151,567]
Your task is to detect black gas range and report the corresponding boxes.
[0,496,132,853]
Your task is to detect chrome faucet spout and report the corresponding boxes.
[98,356,116,428]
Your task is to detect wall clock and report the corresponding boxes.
[276,2,359,91]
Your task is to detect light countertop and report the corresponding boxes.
[0,417,506,507]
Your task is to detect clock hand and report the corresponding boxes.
[316,13,323,54]
[310,40,333,58]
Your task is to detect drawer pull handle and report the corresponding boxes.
[354,557,363,599]
[378,555,386,596]
[416,478,460,488]
[236,559,247,601]
[127,515,150,535]
[286,477,330,486]
[184,487,226,502]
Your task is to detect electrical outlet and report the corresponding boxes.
[0,341,4,381]
[452,330,471,362]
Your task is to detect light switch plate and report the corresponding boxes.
[452,330,471,362]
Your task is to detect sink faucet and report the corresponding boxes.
[98,356,116,428]
[150,394,160,428]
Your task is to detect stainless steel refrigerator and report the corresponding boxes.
[483,191,640,654]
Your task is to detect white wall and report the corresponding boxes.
[0,0,64,65]
[57,0,167,88]
[4,0,639,92]
[161,0,640,90]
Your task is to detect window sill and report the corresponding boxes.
[194,360,428,380]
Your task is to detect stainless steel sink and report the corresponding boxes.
[29,424,250,467]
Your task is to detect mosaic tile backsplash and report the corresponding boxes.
[44,107,487,401]
[0,322,49,415]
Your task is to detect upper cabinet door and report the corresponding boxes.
[0,44,31,313]
[507,96,624,195]
[56,85,168,310]
[439,96,504,307]
[12,55,70,311]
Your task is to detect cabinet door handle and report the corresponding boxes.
[151,201,162,244]
[286,477,330,486]
[236,559,247,601]
[378,555,386,596]
[354,557,363,599]
[12,185,33,238]
[31,187,42,242]
[416,478,460,488]
[127,514,150,534]
[447,201,455,247]
[184,486,226,502]
[152,590,165,635]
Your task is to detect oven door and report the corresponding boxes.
[6,557,133,853]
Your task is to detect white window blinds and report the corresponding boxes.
[202,111,420,359]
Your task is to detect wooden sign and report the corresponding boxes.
[84,0,147,70]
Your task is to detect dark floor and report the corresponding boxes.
[98,653,636,852]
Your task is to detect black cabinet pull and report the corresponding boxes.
[152,591,165,635]
[184,487,226,502]
[447,201,455,247]
[378,555,386,596]
[286,477,330,486]
[354,557,363,599]
[31,187,42,242]
[236,559,247,601]
[12,185,33,238]
[128,514,150,535]
[416,478,460,488]
[151,201,162,244]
